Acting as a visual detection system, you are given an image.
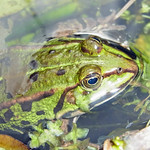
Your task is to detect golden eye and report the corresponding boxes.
[78,65,103,91]
[81,73,102,90]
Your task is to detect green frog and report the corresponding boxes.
[0,35,141,133]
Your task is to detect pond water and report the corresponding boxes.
[0,0,150,149]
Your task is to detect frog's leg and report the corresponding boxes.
[134,95,150,118]
[123,81,150,118]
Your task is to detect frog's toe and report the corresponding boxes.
[134,95,150,118]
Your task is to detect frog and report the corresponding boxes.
[0,34,142,133]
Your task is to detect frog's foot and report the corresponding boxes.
[123,98,140,108]
[123,94,150,118]
[123,79,150,118]
[134,94,150,118]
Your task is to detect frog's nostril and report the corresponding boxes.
[117,67,123,74]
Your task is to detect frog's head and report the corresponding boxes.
[62,36,140,118]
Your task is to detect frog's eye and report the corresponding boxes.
[81,73,102,90]
[88,76,98,85]
[79,65,102,91]
[81,36,103,56]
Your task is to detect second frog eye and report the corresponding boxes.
[81,36,103,56]
[78,65,103,91]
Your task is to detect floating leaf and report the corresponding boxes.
[0,134,29,150]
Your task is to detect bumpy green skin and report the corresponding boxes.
[0,36,140,131]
